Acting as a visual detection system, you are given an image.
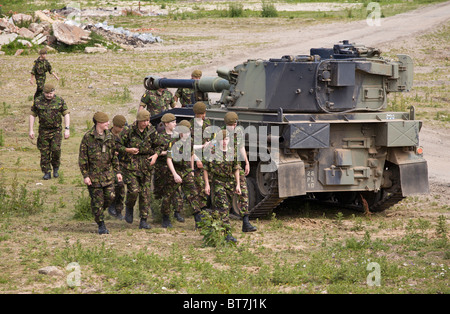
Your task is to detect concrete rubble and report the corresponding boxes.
[0,6,162,54]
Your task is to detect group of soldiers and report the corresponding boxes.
[28,50,256,243]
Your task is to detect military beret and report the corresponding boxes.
[193,101,207,114]
[93,112,109,123]
[176,120,191,134]
[191,69,202,78]
[161,113,176,123]
[43,83,55,93]
[39,48,47,55]
[136,109,150,121]
[224,112,239,125]
[112,115,127,127]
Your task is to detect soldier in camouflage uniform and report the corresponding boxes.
[203,130,240,243]
[154,113,185,228]
[190,102,212,211]
[79,112,122,234]
[223,112,256,233]
[29,48,59,100]
[165,120,203,229]
[174,69,209,107]
[108,115,128,220]
[139,87,175,116]
[117,109,162,229]
[29,83,70,180]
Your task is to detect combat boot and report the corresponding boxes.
[225,234,237,243]
[242,215,257,233]
[108,204,117,217]
[193,212,204,229]
[97,221,109,235]
[139,218,151,229]
[53,167,59,178]
[162,215,173,228]
[125,206,134,224]
[43,172,51,180]
[174,212,185,222]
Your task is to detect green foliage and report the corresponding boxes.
[72,190,93,221]
[261,1,278,17]
[0,174,46,217]
[197,210,233,247]
[228,2,244,17]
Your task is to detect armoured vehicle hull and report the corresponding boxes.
[146,41,429,219]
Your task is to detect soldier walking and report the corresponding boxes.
[203,130,241,243]
[165,120,204,229]
[223,112,256,232]
[29,48,59,100]
[79,112,122,234]
[117,109,162,229]
[108,115,128,220]
[154,113,185,227]
[29,83,70,180]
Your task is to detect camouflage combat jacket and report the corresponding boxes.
[175,88,209,107]
[117,122,163,176]
[30,95,69,130]
[140,89,175,116]
[204,147,240,182]
[155,130,175,170]
[79,128,120,188]
[190,117,212,161]
[31,58,52,89]
[167,138,194,176]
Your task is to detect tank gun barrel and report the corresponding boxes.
[144,75,230,93]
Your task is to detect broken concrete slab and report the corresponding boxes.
[17,27,35,39]
[0,33,18,45]
[32,33,47,45]
[52,22,91,45]
[85,46,107,53]
[12,13,33,25]
[34,10,56,24]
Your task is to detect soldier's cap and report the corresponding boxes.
[193,101,207,114]
[161,113,176,123]
[39,48,47,55]
[224,111,239,125]
[176,120,191,134]
[191,69,202,78]
[113,115,127,127]
[43,83,55,93]
[93,112,109,123]
[136,109,150,121]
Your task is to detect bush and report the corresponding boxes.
[228,3,244,17]
[73,190,93,220]
[197,210,234,247]
[261,2,278,18]
[0,175,46,217]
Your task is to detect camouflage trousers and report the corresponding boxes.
[154,164,184,214]
[88,184,115,223]
[193,168,208,209]
[37,128,62,173]
[124,171,152,219]
[34,77,45,100]
[112,180,126,215]
[236,169,249,216]
[210,177,238,227]
[161,171,202,216]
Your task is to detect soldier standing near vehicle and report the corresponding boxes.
[165,120,204,229]
[203,130,240,243]
[79,112,122,235]
[174,69,209,107]
[29,48,59,100]
[108,115,128,220]
[223,112,257,233]
[118,109,162,229]
[139,86,176,116]
[190,102,212,211]
[29,83,70,180]
[154,113,185,227]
